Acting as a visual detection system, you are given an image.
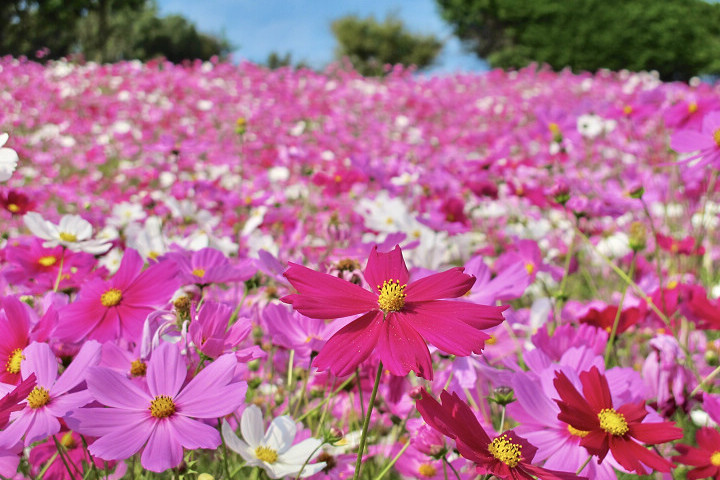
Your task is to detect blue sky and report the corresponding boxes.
[155,0,489,74]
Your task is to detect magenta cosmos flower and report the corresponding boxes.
[69,342,247,472]
[281,245,507,379]
[670,110,720,168]
[58,248,179,343]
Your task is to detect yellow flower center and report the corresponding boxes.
[59,232,77,242]
[130,359,147,377]
[598,408,628,436]
[6,348,24,374]
[7,203,19,212]
[60,431,77,449]
[101,288,122,307]
[524,262,535,275]
[488,434,522,468]
[27,386,51,408]
[567,424,589,438]
[711,451,720,466]
[255,446,278,464]
[149,395,176,418]
[377,279,407,313]
[623,105,633,115]
[418,463,437,477]
[192,268,206,278]
[148,250,160,260]
[485,335,497,345]
[38,255,57,267]
[688,102,698,114]
[714,128,720,148]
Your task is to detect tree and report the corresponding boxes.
[436,0,720,81]
[0,0,231,63]
[331,14,443,76]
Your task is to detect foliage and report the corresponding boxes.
[264,51,310,70]
[0,0,231,63]
[331,14,443,76]
[436,0,720,81]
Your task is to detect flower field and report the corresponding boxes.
[1,56,720,479]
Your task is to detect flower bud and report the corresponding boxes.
[628,221,647,252]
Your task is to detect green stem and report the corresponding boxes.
[287,349,295,389]
[52,435,78,479]
[35,452,60,479]
[53,249,66,292]
[372,439,410,480]
[352,362,383,480]
[603,254,636,366]
[576,455,593,475]
[356,367,365,421]
[443,457,462,480]
[219,419,232,480]
[691,364,720,397]
[294,441,326,480]
[498,405,507,433]
[296,376,355,423]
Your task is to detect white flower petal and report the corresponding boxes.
[240,405,265,448]
[278,438,323,464]
[23,212,53,240]
[263,415,296,453]
[221,421,254,461]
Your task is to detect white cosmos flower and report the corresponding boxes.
[222,405,326,479]
[0,133,19,182]
[23,212,112,254]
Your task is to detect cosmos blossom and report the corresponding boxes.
[415,388,582,479]
[674,427,720,479]
[282,245,507,379]
[57,248,179,343]
[69,342,247,472]
[553,366,683,474]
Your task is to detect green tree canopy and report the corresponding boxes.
[0,0,231,63]
[436,0,720,81]
[331,14,443,76]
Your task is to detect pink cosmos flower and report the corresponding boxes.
[166,247,256,285]
[0,341,101,448]
[58,248,179,343]
[188,301,254,359]
[69,342,247,472]
[670,111,720,168]
[282,245,507,379]
[0,296,33,385]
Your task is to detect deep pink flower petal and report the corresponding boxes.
[68,408,149,437]
[141,419,184,472]
[553,370,598,431]
[405,267,475,301]
[86,366,151,409]
[112,248,145,288]
[1,296,30,347]
[670,130,714,153]
[147,342,186,398]
[282,263,377,318]
[579,366,613,411]
[122,260,179,307]
[579,431,610,460]
[51,340,101,396]
[376,314,433,379]
[627,420,683,444]
[399,306,491,356]
[688,465,720,480]
[313,311,383,377]
[609,435,673,474]
[88,418,153,461]
[363,245,409,294]
[170,415,221,449]
[405,300,506,330]
[175,354,246,417]
[696,426,720,451]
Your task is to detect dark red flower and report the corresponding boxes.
[415,389,583,479]
[0,189,34,215]
[674,427,720,480]
[554,366,683,474]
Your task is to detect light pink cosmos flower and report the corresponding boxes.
[166,247,256,285]
[0,341,101,448]
[69,342,247,472]
[58,248,180,343]
[670,110,720,168]
[282,245,507,379]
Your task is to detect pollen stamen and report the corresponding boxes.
[38,255,57,267]
[149,395,176,418]
[192,268,206,278]
[6,348,24,374]
[27,386,51,408]
[130,359,147,377]
[59,232,77,242]
[714,128,720,148]
[488,434,522,468]
[101,288,122,307]
[377,279,407,313]
[598,408,628,436]
[418,464,437,477]
[255,446,278,464]
[711,451,720,466]
[567,424,589,438]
